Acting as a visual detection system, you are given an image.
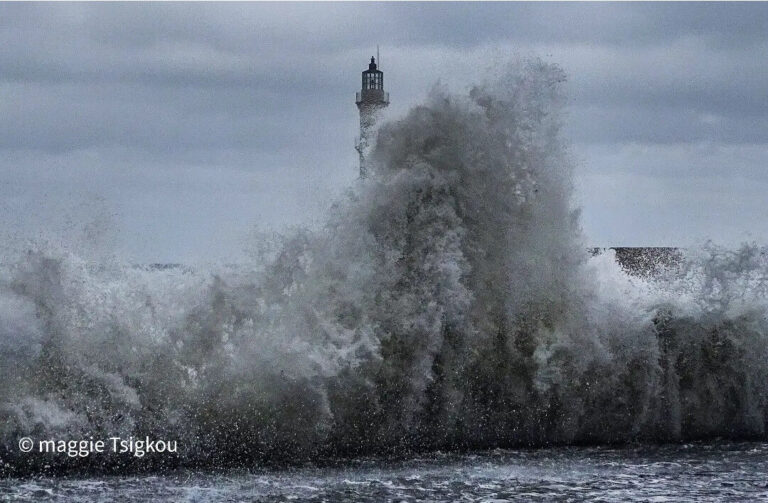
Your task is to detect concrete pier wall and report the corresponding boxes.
[591,247,682,277]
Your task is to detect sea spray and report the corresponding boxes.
[1,59,768,474]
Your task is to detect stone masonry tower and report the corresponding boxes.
[355,56,389,178]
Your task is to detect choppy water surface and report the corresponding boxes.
[4,442,768,502]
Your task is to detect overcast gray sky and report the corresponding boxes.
[1,2,767,262]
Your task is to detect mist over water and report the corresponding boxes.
[2,59,768,475]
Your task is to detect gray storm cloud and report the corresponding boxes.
[0,2,767,261]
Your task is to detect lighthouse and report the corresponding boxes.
[355,56,389,178]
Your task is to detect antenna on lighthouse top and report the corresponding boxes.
[377,45,380,70]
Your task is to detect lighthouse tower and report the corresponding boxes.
[355,56,389,178]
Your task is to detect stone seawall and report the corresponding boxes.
[591,247,682,277]
[138,248,683,278]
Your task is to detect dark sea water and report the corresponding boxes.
[3,442,768,502]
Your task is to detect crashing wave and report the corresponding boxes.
[1,59,767,474]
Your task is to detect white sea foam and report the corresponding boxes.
[1,59,767,473]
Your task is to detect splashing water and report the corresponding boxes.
[2,59,768,475]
